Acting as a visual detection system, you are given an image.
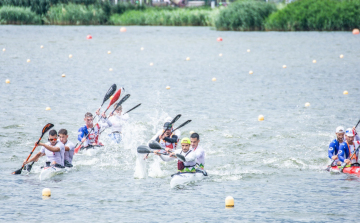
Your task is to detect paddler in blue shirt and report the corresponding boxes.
[328,126,345,166]
[338,128,360,166]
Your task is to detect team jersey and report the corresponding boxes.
[77,118,111,146]
[192,145,205,169]
[150,129,181,149]
[328,139,342,160]
[40,141,65,166]
[102,113,129,133]
[64,140,75,164]
[338,141,360,163]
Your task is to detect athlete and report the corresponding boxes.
[150,121,181,150]
[77,110,111,147]
[328,126,344,166]
[99,103,129,143]
[190,133,205,169]
[338,128,360,165]
[23,130,65,168]
[58,129,75,167]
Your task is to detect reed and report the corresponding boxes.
[0,6,41,24]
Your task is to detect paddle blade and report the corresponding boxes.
[148,140,164,150]
[106,88,122,110]
[176,154,186,162]
[42,123,54,135]
[12,167,23,175]
[170,114,181,125]
[74,144,82,154]
[101,84,117,107]
[137,145,152,154]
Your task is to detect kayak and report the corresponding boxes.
[170,169,207,188]
[328,165,360,176]
[39,165,68,181]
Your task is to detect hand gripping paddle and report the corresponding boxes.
[12,123,54,175]
[147,140,186,162]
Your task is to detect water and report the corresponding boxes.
[1,26,360,222]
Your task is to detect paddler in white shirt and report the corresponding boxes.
[190,132,205,170]
[58,129,75,167]
[23,130,65,168]
[100,103,129,143]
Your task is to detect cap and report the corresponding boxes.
[345,128,354,137]
[163,122,173,130]
[181,137,191,144]
[336,126,344,133]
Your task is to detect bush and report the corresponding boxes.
[215,0,277,31]
[109,8,218,26]
[0,6,42,24]
[46,3,107,25]
[265,0,360,31]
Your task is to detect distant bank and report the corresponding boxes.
[0,0,359,31]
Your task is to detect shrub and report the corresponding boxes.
[0,6,42,24]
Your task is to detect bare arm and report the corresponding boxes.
[65,146,70,151]
[38,143,60,152]
[24,152,45,165]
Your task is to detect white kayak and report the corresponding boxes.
[170,169,207,188]
[39,165,68,181]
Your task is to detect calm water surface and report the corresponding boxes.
[1,26,360,222]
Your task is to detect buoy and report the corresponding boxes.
[343,90,348,95]
[120,27,127,32]
[61,74,66,77]
[42,188,51,197]
[212,78,216,81]
[217,37,223,42]
[150,63,153,66]
[87,35,92,39]
[166,86,170,90]
[313,60,316,63]
[189,131,195,134]
[27,59,31,63]
[305,102,310,107]
[69,54,72,58]
[2,48,5,52]
[108,51,111,54]
[186,57,190,61]
[225,196,234,207]
[109,68,113,71]
[247,49,250,53]
[340,54,344,58]
[45,107,51,111]
[219,53,222,57]
[141,47,144,51]
[258,115,264,121]
[282,65,287,68]
[110,95,114,100]
[352,28,359,35]
[5,79,10,84]
[249,70,253,75]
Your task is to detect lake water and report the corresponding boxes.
[1,26,360,222]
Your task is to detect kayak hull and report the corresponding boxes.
[39,166,67,180]
[329,166,360,176]
[170,169,207,188]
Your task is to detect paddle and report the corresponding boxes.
[138,144,186,162]
[327,120,360,170]
[104,88,123,113]
[172,120,192,133]
[101,84,117,109]
[340,144,360,172]
[123,103,141,115]
[12,123,54,175]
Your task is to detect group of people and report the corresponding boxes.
[149,120,206,172]
[328,126,360,166]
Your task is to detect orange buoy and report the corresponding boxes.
[217,37,223,42]
[87,35,92,39]
[352,29,359,35]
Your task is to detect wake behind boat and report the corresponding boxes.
[327,164,360,176]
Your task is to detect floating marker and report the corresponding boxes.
[247,49,250,53]
[166,86,170,90]
[186,57,190,61]
[282,65,287,68]
[120,27,127,32]
[141,47,144,50]
[62,74,66,77]
[249,70,253,75]
[69,54,72,58]
[258,115,264,121]
[108,51,111,54]
[217,37,223,42]
[109,68,113,71]
[219,53,222,57]
[343,90,348,95]
[110,95,114,100]
[212,78,216,81]
[27,59,31,63]
[313,60,316,63]
[340,54,344,58]
[305,102,310,107]
[5,79,10,84]
[353,28,359,35]
[225,196,234,207]
[87,35,92,39]
[42,188,51,197]
[189,131,195,134]
[150,63,153,66]
[40,45,44,49]
[2,48,5,52]
[45,107,51,111]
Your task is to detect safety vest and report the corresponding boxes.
[156,130,177,149]
[178,150,196,172]
[87,123,100,145]
[347,141,359,163]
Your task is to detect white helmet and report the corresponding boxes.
[336,126,344,133]
[345,128,355,137]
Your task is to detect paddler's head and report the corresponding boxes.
[345,128,355,144]
[113,103,122,116]
[84,112,93,128]
[48,130,58,146]
[163,122,173,137]
[335,126,345,142]
[181,137,191,153]
[58,129,68,144]
[190,133,200,149]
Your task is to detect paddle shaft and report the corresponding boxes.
[340,144,360,171]
[123,103,141,115]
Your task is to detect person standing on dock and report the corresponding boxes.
[328,126,345,166]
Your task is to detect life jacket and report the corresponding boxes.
[178,150,196,172]
[346,141,359,163]
[156,130,177,149]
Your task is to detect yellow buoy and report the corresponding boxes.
[45,107,51,111]
[3,48,6,52]
[225,196,234,207]
[150,63,153,66]
[313,60,316,63]
[247,49,250,53]
[110,95,114,100]
[5,79,10,84]
[27,59,31,63]
[40,45,44,49]
[109,68,113,71]
[141,47,144,51]
[249,70,253,75]
[120,27,127,32]
[108,51,111,54]
[61,74,66,77]
[42,188,51,197]
[343,90,348,95]
[166,86,170,90]
[305,102,310,107]
[189,131,195,134]
[282,65,287,69]
[258,115,264,121]
[212,78,216,81]
[186,57,190,61]
[219,53,223,57]
[340,54,344,58]
[69,54,72,58]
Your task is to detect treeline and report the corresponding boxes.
[0,0,359,31]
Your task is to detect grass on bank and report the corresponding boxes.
[0,6,41,24]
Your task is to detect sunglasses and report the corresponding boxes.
[48,138,57,142]
[86,118,93,121]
